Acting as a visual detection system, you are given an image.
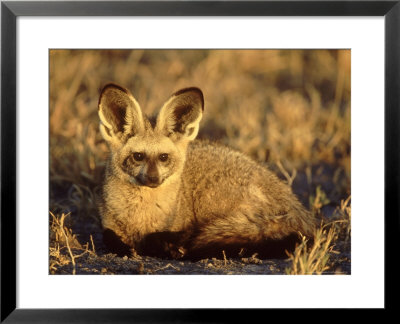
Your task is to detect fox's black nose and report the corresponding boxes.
[147,176,159,184]
[136,175,160,187]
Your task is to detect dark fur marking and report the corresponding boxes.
[107,101,126,133]
[173,105,201,134]
[103,228,132,257]
[182,233,303,261]
[121,155,140,176]
[99,83,130,102]
[173,87,204,111]
[146,160,160,184]
[99,85,129,133]
[147,114,157,129]
[134,227,306,262]
[138,231,187,259]
[173,105,192,121]
[99,83,143,136]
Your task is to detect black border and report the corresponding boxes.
[1,0,399,322]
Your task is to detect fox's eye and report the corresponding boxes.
[133,152,145,161]
[159,153,169,162]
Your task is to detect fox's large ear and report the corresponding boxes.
[156,87,204,142]
[98,84,144,145]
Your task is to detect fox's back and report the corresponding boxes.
[182,141,311,233]
[183,140,273,206]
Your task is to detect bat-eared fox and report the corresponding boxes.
[98,83,315,260]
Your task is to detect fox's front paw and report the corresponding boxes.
[167,244,186,259]
[103,228,133,258]
[139,231,186,259]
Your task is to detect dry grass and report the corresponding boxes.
[49,49,351,274]
[285,195,351,275]
[49,212,95,274]
[285,227,338,275]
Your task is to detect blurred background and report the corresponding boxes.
[49,49,350,248]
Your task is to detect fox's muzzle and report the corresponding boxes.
[137,174,162,188]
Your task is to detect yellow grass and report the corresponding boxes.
[285,195,351,275]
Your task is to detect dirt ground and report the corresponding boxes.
[51,239,350,275]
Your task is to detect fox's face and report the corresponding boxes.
[98,84,204,188]
[117,134,184,188]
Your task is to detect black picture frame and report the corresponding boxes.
[1,0,399,321]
